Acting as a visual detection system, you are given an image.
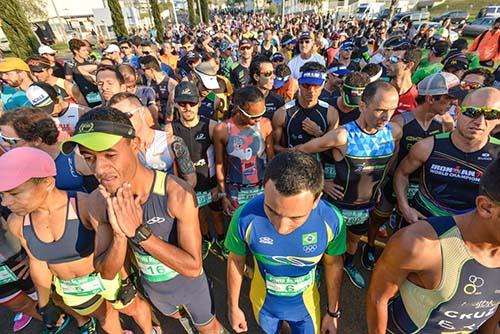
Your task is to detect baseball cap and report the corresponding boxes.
[0,147,56,192]
[26,56,51,72]
[184,51,201,63]
[194,62,220,90]
[298,70,327,86]
[327,65,352,77]
[239,38,252,48]
[281,34,295,45]
[443,55,469,71]
[103,44,120,54]
[271,53,285,62]
[431,41,450,57]
[273,75,290,89]
[26,83,58,113]
[61,120,135,155]
[417,72,460,96]
[0,57,30,72]
[299,31,314,40]
[340,41,355,51]
[175,81,200,104]
[38,45,57,55]
[219,40,231,52]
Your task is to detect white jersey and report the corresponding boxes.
[288,54,326,80]
[139,130,175,173]
[52,103,86,141]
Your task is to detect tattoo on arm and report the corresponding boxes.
[172,137,196,176]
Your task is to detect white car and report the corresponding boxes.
[0,38,10,52]
[412,21,459,43]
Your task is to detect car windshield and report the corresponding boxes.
[486,8,496,14]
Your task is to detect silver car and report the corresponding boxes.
[462,17,496,37]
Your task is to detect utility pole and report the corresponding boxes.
[197,0,203,24]
[171,0,178,26]
[49,0,67,43]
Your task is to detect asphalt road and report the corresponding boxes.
[0,246,374,334]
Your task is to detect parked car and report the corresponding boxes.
[0,37,10,52]
[477,5,500,19]
[432,11,469,24]
[462,17,496,37]
[393,11,430,23]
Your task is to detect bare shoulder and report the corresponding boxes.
[7,214,24,239]
[166,175,196,215]
[390,121,403,141]
[86,188,107,227]
[214,121,228,138]
[390,113,405,128]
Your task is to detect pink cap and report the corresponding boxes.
[0,147,56,192]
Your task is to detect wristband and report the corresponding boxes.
[326,305,341,318]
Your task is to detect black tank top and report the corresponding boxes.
[418,133,500,214]
[199,95,216,119]
[331,95,360,126]
[22,192,95,264]
[283,99,329,148]
[387,216,500,333]
[260,44,274,59]
[263,91,285,120]
[153,76,170,117]
[398,112,443,183]
[172,116,216,191]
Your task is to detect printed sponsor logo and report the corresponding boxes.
[259,236,274,245]
[146,217,166,225]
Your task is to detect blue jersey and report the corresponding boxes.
[225,195,346,332]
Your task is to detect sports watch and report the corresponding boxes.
[130,224,152,245]
[326,305,341,318]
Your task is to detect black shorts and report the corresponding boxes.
[0,252,34,303]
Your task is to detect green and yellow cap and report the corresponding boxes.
[61,120,135,155]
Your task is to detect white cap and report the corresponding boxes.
[194,62,220,90]
[38,45,57,55]
[103,44,120,54]
[26,85,54,108]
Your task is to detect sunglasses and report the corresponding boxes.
[124,106,142,118]
[239,45,252,51]
[260,71,274,78]
[460,106,500,120]
[0,132,23,145]
[299,39,311,45]
[178,101,198,108]
[143,51,150,55]
[236,105,265,119]
[387,55,407,64]
[460,81,483,90]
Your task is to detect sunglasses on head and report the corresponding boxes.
[460,106,500,120]
[236,105,265,119]
[460,81,483,90]
[178,101,198,108]
[124,106,143,119]
[0,132,22,145]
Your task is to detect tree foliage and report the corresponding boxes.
[107,0,128,38]
[149,0,164,42]
[200,0,209,25]
[187,0,198,25]
[0,0,39,59]
[18,0,48,21]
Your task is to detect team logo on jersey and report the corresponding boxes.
[302,232,317,253]
[259,236,274,245]
[146,217,166,225]
[195,133,207,141]
[478,152,492,161]
[464,275,485,295]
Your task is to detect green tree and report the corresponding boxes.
[0,0,39,59]
[107,0,128,38]
[200,0,209,25]
[149,0,164,42]
[187,0,198,25]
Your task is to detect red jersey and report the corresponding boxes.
[395,84,418,116]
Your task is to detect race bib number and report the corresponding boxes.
[85,92,101,104]
[0,265,17,285]
[196,191,213,208]
[324,164,336,180]
[342,208,370,226]
[134,252,178,283]
[59,275,105,297]
[265,270,314,297]
[237,186,263,206]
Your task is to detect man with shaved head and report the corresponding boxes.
[394,87,500,225]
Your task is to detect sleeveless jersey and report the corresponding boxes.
[331,95,360,126]
[53,78,76,103]
[333,121,395,209]
[139,130,175,174]
[397,112,443,183]
[415,133,500,216]
[225,195,346,320]
[22,192,95,264]
[52,103,82,141]
[55,151,86,192]
[172,116,216,191]
[263,91,285,120]
[199,93,216,119]
[283,99,329,148]
[133,171,207,296]
[226,118,266,185]
[152,75,170,117]
[387,216,500,333]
